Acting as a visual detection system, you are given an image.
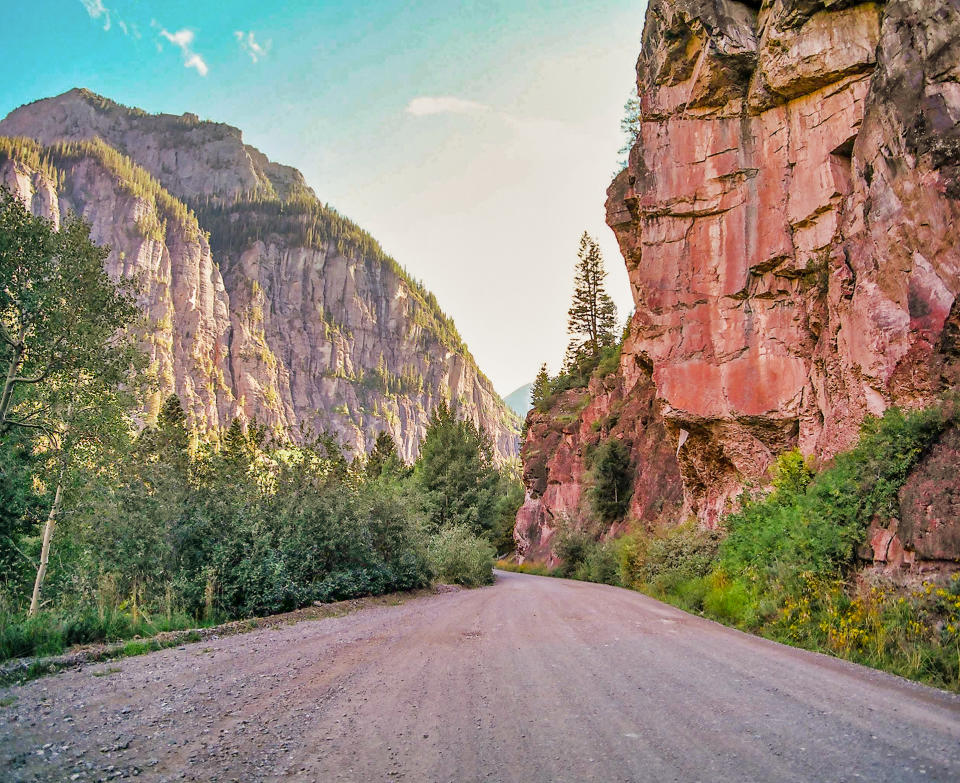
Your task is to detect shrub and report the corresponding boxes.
[427,526,495,587]
[616,531,648,589]
[575,540,621,585]
[721,405,948,576]
[553,524,596,577]
[642,523,721,591]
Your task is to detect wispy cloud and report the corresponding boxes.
[158,27,209,76]
[235,30,270,63]
[406,96,491,117]
[79,0,138,36]
[80,0,110,30]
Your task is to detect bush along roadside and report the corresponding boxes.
[501,401,960,692]
[1,398,513,665]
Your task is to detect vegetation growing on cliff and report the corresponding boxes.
[505,402,960,691]
[564,232,618,370]
[586,437,634,523]
[192,195,471,358]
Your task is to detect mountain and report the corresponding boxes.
[516,0,960,564]
[502,382,533,417]
[0,88,519,460]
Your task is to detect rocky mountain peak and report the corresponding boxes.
[0,88,313,204]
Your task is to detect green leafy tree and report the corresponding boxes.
[87,395,192,609]
[0,190,144,614]
[0,428,44,588]
[415,400,500,538]
[492,470,525,555]
[0,188,140,439]
[565,232,618,371]
[531,363,552,413]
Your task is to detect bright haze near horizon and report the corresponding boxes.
[1,0,646,397]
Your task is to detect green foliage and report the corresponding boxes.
[491,472,525,556]
[0,603,199,661]
[0,137,61,185]
[564,232,618,371]
[531,363,552,413]
[366,430,405,480]
[721,406,948,576]
[427,525,495,587]
[548,342,623,401]
[636,523,721,593]
[588,437,633,523]
[617,95,642,167]
[414,401,500,538]
[574,539,620,584]
[0,429,44,584]
[0,187,143,439]
[494,559,557,577]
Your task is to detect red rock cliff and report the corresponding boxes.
[518,0,960,559]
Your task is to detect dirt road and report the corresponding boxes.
[2,570,959,782]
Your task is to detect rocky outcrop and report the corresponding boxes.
[518,0,960,562]
[0,90,518,459]
[607,0,960,525]
[515,329,684,563]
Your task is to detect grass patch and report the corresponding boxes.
[0,606,210,664]
[495,560,559,577]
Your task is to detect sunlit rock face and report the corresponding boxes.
[517,0,960,563]
[607,0,960,526]
[0,89,519,460]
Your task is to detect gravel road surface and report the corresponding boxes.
[2,569,958,782]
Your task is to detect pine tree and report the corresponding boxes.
[589,438,633,523]
[565,232,618,370]
[414,400,499,538]
[531,363,552,412]
[366,430,402,479]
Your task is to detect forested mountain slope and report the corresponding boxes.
[0,89,519,459]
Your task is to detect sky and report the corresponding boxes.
[2,0,647,396]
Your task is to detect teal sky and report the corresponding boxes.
[2,1,647,394]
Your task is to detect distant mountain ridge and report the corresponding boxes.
[503,383,533,417]
[0,88,519,459]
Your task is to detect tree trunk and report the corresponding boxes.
[0,343,24,436]
[29,463,64,616]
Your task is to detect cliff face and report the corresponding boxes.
[0,90,518,459]
[518,0,960,561]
